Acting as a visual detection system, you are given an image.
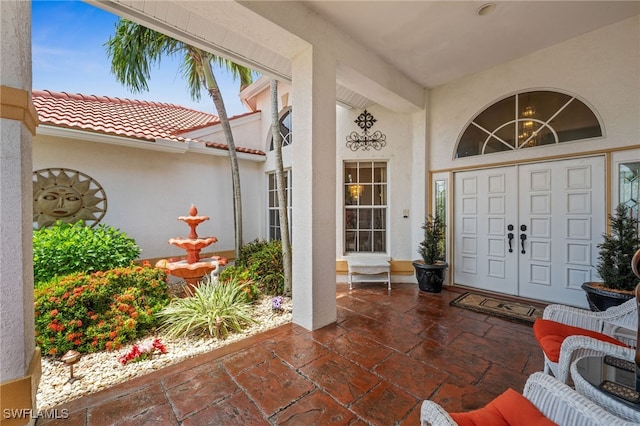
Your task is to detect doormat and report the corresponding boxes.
[450,292,544,325]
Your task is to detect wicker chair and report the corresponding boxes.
[420,372,636,426]
[536,298,637,383]
[569,347,640,423]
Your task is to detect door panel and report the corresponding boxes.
[454,168,518,294]
[454,156,604,308]
[518,157,604,307]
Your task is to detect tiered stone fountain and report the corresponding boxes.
[155,204,227,286]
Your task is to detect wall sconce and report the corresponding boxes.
[346,110,387,151]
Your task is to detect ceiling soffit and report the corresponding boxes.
[91,0,418,111]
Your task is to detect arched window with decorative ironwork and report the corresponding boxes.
[455,90,603,158]
[269,107,292,151]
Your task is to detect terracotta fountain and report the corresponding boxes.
[155,204,227,286]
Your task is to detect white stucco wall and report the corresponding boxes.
[181,111,264,153]
[32,135,264,259]
[250,79,423,268]
[430,15,640,171]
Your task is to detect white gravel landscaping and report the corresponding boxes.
[36,294,292,410]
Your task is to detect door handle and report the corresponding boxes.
[520,233,527,254]
[508,232,514,252]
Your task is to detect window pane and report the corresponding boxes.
[345,209,357,229]
[360,184,373,205]
[457,125,488,157]
[374,184,386,205]
[359,165,372,183]
[373,209,385,229]
[554,101,602,142]
[494,122,516,149]
[475,96,514,131]
[358,209,372,229]
[620,163,640,219]
[345,231,357,251]
[373,231,386,252]
[358,231,371,251]
[345,163,358,183]
[484,137,512,154]
[374,163,387,182]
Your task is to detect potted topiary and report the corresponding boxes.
[413,215,448,293]
[582,203,640,311]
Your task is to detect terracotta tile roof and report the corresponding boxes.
[32,90,265,156]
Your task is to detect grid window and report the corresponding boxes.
[267,170,292,241]
[344,161,387,253]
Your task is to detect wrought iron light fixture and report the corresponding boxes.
[346,110,387,151]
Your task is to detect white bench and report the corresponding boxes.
[347,258,391,290]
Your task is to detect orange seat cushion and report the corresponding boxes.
[533,318,628,362]
[450,388,556,426]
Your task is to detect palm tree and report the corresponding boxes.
[105,19,253,259]
[270,80,292,295]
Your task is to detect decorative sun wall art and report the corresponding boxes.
[33,168,107,229]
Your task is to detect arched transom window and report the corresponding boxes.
[455,90,602,158]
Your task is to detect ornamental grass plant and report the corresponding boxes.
[157,276,258,339]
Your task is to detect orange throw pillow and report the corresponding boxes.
[451,388,556,426]
[533,318,628,362]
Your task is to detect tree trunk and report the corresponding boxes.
[270,80,292,296]
[202,59,243,259]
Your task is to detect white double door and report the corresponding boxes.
[454,156,605,308]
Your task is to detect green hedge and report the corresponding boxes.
[33,221,141,286]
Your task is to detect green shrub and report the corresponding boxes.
[218,265,260,302]
[33,221,141,286]
[157,276,257,339]
[34,264,169,355]
[236,239,284,295]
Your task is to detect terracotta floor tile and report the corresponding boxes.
[373,352,449,399]
[308,322,348,345]
[322,330,394,369]
[116,403,178,426]
[430,379,498,412]
[272,390,356,425]
[234,357,315,416]
[261,333,329,368]
[219,343,276,376]
[86,383,167,426]
[410,341,490,384]
[350,381,418,426]
[164,364,238,420]
[181,390,268,426]
[299,352,380,405]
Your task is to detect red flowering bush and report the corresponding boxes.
[34,265,170,356]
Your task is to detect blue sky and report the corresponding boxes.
[32,0,252,116]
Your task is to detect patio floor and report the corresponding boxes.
[36,283,546,425]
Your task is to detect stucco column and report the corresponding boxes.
[0,2,41,425]
[291,45,337,330]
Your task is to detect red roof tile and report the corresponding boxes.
[32,90,265,156]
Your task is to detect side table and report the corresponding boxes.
[571,355,640,422]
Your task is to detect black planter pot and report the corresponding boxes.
[581,281,635,312]
[413,261,448,293]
